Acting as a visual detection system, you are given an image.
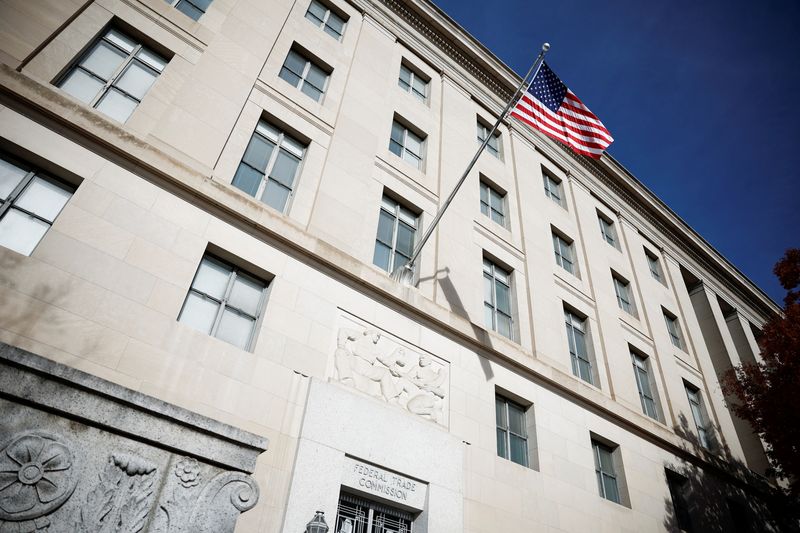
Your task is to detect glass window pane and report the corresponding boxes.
[0,209,49,256]
[495,398,506,427]
[243,134,275,172]
[178,292,219,334]
[483,274,493,305]
[59,69,104,104]
[269,150,300,188]
[306,0,326,24]
[136,48,167,72]
[262,180,291,212]
[508,404,525,435]
[412,76,426,97]
[598,447,614,471]
[389,139,403,158]
[399,65,412,88]
[305,64,327,91]
[284,51,306,76]
[405,132,422,157]
[232,163,264,198]
[391,122,405,144]
[255,121,280,143]
[193,258,231,299]
[0,159,28,200]
[114,61,158,99]
[395,223,414,256]
[300,82,323,102]
[95,88,138,122]
[578,358,592,383]
[491,210,504,225]
[176,0,204,20]
[510,435,527,466]
[495,281,510,314]
[104,29,136,54]
[603,475,620,503]
[392,249,409,272]
[228,274,265,316]
[496,428,508,459]
[82,41,127,80]
[279,67,302,88]
[484,303,494,330]
[326,13,345,36]
[216,309,255,349]
[372,241,391,271]
[497,313,512,339]
[15,177,72,222]
[403,150,422,169]
[376,209,395,246]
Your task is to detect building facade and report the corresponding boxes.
[0,0,787,531]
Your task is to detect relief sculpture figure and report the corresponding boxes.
[392,354,447,423]
[335,328,406,401]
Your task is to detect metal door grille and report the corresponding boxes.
[335,492,413,533]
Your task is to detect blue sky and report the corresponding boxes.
[432,0,799,305]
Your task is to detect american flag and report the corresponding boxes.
[510,62,613,158]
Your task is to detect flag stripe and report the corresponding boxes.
[510,63,613,158]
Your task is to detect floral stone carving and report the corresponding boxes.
[334,326,448,424]
[0,432,78,531]
[77,452,157,533]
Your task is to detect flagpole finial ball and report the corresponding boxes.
[542,43,551,52]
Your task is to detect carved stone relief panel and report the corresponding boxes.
[332,314,450,426]
[0,343,268,533]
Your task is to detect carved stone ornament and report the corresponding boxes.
[76,452,157,533]
[334,326,449,424]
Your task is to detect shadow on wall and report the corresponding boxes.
[429,267,494,382]
[0,250,99,361]
[663,414,799,533]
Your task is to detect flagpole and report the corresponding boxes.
[391,42,551,285]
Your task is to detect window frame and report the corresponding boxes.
[645,248,665,284]
[372,195,418,274]
[279,48,330,103]
[684,382,712,450]
[666,469,693,532]
[543,171,564,207]
[479,179,506,228]
[483,258,514,340]
[57,28,167,123]
[178,254,269,352]
[495,395,529,467]
[552,231,576,276]
[598,213,618,248]
[304,0,347,41]
[335,491,414,533]
[476,120,502,159]
[398,62,429,103]
[631,351,658,420]
[164,0,211,20]
[592,439,621,504]
[612,273,636,316]
[664,309,685,350]
[389,120,426,170]
[565,308,593,385]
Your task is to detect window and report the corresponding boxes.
[592,440,620,504]
[565,309,593,384]
[631,351,658,420]
[645,248,664,283]
[483,258,513,339]
[398,63,428,102]
[178,254,268,351]
[477,120,501,159]
[685,383,711,450]
[480,180,505,227]
[0,156,73,256]
[58,29,167,123]
[279,48,329,102]
[335,492,413,533]
[232,120,306,213]
[495,396,528,467]
[373,195,417,273]
[305,0,346,40]
[389,120,425,170]
[163,0,211,20]
[598,213,618,248]
[543,172,563,206]
[664,310,685,350]
[666,469,692,532]
[612,274,636,316]
[552,232,576,275]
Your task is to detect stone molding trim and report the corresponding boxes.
[0,342,267,532]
